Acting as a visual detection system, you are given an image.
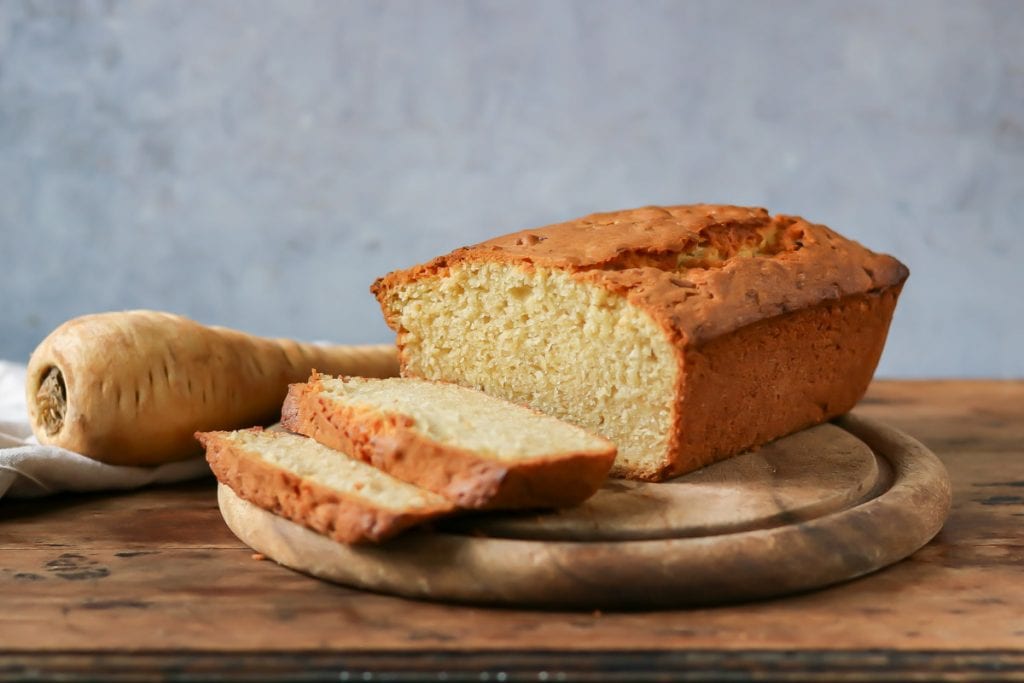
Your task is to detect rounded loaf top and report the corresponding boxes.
[372,203,909,347]
[479,204,774,267]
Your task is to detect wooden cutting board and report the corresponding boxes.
[217,413,951,609]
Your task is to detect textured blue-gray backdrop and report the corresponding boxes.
[1,0,1021,376]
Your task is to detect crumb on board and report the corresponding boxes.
[251,553,266,561]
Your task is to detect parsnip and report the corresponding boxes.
[25,310,399,466]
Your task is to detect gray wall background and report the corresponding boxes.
[1,0,1021,377]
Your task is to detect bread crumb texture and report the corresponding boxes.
[386,265,674,477]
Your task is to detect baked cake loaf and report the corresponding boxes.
[196,428,455,543]
[280,375,617,509]
[371,204,909,481]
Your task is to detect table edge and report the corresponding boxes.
[2,649,1023,682]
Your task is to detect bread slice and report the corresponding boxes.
[196,428,455,544]
[371,204,909,481]
[280,375,617,510]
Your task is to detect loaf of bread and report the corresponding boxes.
[281,375,617,509]
[371,204,909,481]
[196,428,455,543]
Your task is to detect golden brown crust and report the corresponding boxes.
[372,204,908,348]
[370,204,910,482]
[24,310,401,466]
[652,286,905,480]
[280,380,616,510]
[196,428,454,544]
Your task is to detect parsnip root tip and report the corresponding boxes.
[36,366,67,437]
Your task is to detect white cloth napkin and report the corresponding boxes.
[0,360,210,500]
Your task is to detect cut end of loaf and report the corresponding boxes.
[381,263,678,479]
[35,366,67,437]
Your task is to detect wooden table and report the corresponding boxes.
[1,381,1022,681]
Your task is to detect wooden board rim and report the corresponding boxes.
[217,413,952,609]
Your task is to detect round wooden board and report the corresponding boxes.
[218,414,952,609]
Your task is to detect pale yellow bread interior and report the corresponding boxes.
[383,263,677,477]
[217,429,449,512]
[319,376,613,462]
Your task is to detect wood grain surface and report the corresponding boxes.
[1,380,1022,682]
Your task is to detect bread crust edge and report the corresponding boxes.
[196,428,454,544]
[280,382,616,510]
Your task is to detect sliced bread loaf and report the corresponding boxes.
[280,375,617,510]
[196,428,455,544]
[372,204,908,481]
